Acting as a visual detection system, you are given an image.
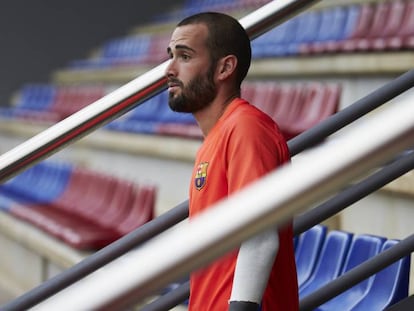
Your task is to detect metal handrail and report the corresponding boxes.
[142,150,414,311]
[30,97,414,310]
[4,66,414,311]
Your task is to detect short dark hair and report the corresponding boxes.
[177,12,251,89]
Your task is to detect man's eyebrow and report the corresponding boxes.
[167,44,196,55]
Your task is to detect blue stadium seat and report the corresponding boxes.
[295,225,327,287]
[0,161,72,210]
[315,234,386,311]
[299,230,353,298]
[323,5,361,53]
[285,10,322,55]
[15,84,56,111]
[300,6,349,54]
[350,239,411,310]
[251,19,299,58]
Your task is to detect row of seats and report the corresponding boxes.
[0,81,341,141]
[0,84,107,123]
[243,81,341,140]
[66,0,413,71]
[106,81,341,140]
[0,161,156,250]
[68,0,272,70]
[295,225,410,310]
[252,0,414,57]
[69,33,171,69]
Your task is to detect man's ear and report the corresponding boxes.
[217,55,238,81]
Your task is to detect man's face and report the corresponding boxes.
[166,24,217,113]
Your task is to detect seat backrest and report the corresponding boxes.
[350,239,411,311]
[315,7,348,42]
[347,3,375,40]
[396,1,414,37]
[317,234,385,310]
[295,225,327,287]
[299,230,353,298]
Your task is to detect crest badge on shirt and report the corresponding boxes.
[194,162,209,190]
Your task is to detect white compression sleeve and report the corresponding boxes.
[229,228,279,304]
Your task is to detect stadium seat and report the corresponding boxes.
[251,19,299,58]
[272,84,307,140]
[144,34,171,64]
[299,230,353,298]
[350,239,411,311]
[323,5,360,53]
[282,11,321,56]
[295,225,327,287]
[333,3,375,52]
[50,85,106,119]
[300,6,348,54]
[251,82,281,119]
[354,2,391,51]
[116,183,156,235]
[283,83,341,139]
[314,234,386,311]
[0,84,60,123]
[387,1,414,50]
[370,0,406,51]
[9,164,156,250]
[0,161,72,209]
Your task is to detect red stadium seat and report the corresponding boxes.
[10,166,156,250]
[355,2,391,51]
[272,84,307,140]
[387,1,414,50]
[51,85,106,119]
[252,82,281,120]
[370,0,406,51]
[116,184,155,235]
[93,179,136,228]
[283,83,341,139]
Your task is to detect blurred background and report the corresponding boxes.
[0,0,182,104]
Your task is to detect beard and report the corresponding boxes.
[168,65,217,113]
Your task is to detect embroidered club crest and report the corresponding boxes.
[194,162,209,190]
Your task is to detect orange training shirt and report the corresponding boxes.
[188,98,299,311]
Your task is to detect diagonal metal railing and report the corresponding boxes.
[4,66,414,311]
[28,94,414,310]
[4,65,414,311]
[1,0,414,310]
[141,149,414,311]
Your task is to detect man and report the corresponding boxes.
[165,12,298,311]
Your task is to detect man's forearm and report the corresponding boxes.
[229,228,279,307]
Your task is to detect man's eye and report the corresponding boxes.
[181,54,190,61]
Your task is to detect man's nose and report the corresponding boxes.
[165,59,177,78]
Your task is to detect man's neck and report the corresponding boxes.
[193,92,239,137]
